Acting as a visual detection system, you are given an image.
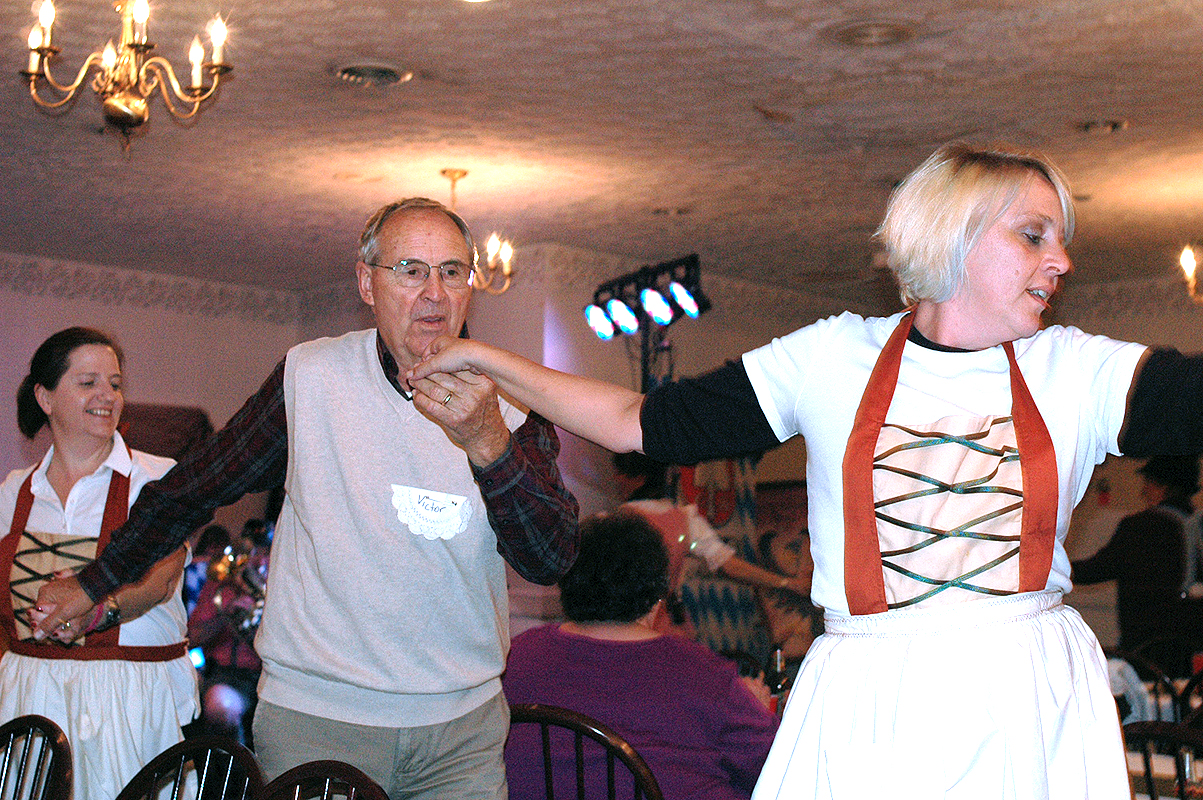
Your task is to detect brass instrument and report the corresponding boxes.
[207,546,266,633]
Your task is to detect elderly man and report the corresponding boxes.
[34,198,581,799]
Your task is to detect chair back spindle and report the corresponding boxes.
[0,715,71,800]
[510,703,664,800]
[260,759,387,800]
[113,736,264,800]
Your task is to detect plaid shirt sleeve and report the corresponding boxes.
[77,359,290,602]
[471,411,580,585]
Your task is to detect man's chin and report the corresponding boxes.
[407,333,449,360]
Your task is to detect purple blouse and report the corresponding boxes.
[503,625,779,800]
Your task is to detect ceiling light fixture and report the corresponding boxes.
[440,168,514,295]
[824,20,914,47]
[21,0,231,146]
[1076,119,1128,135]
[336,62,413,88]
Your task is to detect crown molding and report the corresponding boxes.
[0,252,298,325]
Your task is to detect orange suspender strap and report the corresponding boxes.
[2,466,186,662]
[1003,340,1059,593]
[841,314,912,615]
[841,316,1060,615]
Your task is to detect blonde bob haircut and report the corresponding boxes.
[877,142,1075,305]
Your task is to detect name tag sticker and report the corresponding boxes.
[391,485,472,540]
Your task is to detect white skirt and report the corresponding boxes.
[0,652,199,800]
[752,591,1129,800]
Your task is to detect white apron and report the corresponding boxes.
[751,314,1129,800]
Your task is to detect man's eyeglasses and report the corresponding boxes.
[367,259,475,289]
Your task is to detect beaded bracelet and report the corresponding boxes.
[82,602,105,634]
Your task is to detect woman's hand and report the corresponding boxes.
[31,574,97,642]
[407,337,488,387]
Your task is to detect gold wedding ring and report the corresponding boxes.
[443,392,453,405]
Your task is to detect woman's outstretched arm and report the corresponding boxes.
[407,337,646,454]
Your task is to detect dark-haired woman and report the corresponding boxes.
[0,327,197,800]
[503,511,779,800]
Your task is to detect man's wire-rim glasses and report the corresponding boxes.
[367,259,475,289]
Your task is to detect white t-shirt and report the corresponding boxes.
[742,311,1147,615]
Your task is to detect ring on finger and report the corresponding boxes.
[443,392,453,405]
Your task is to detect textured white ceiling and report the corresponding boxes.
[4,0,1203,312]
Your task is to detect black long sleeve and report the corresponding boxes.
[641,360,781,466]
[1120,348,1203,457]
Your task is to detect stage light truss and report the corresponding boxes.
[584,254,710,341]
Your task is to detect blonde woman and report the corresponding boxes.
[407,143,1199,798]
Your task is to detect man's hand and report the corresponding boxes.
[410,368,512,467]
[31,575,97,642]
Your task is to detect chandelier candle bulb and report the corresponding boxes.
[101,40,116,70]
[132,0,149,42]
[189,35,203,86]
[37,0,53,48]
[1182,245,1197,299]
[26,27,41,73]
[210,16,226,64]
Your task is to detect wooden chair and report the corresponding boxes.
[0,715,71,800]
[1109,649,1181,722]
[1124,721,1203,800]
[1179,669,1203,726]
[1133,636,1200,681]
[509,702,664,800]
[261,760,387,800]
[113,736,264,800]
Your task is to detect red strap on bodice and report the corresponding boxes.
[0,463,185,661]
[841,314,1059,615]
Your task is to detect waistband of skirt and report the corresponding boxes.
[823,590,1064,637]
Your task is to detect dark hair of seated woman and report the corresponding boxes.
[558,511,670,624]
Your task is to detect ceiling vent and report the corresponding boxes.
[824,20,915,47]
[336,62,413,87]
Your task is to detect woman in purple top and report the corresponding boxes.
[503,511,779,800]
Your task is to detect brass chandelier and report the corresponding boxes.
[440,168,515,295]
[22,0,232,141]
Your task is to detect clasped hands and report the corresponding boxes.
[29,570,96,645]
[406,337,509,467]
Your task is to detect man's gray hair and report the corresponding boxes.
[359,198,478,268]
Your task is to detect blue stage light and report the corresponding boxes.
[668,281,700,318]
[584,304,615,340]
[606,298,640,334]
[640,287,675,325]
